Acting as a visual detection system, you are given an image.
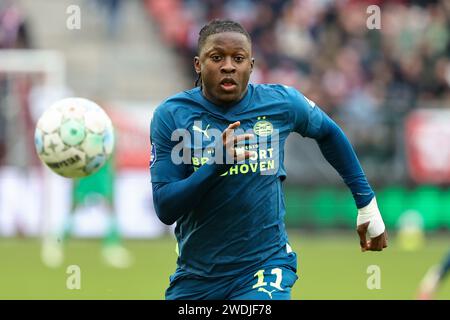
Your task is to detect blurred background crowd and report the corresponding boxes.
[151,0,450,111]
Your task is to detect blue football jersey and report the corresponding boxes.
[150,84,330,278]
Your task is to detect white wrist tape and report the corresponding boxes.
[357,197,385,238]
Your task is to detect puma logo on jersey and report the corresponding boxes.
[257,287,276,299]
[192,124,210,139]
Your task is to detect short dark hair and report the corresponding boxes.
[197,19,251,54]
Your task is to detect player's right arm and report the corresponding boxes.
[150,107,252,225]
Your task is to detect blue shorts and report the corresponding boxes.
[165,247,298,300]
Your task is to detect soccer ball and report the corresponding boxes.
[34,97,115,178]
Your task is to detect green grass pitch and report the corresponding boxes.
[1,232,449,299]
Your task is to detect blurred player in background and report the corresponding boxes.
[418,250,450,300]
[150,19,387,300]
[42,151,133,268]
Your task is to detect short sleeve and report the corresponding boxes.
[150,105,188,182]
[284,86,325,139]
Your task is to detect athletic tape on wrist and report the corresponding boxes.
[357,197,385,238]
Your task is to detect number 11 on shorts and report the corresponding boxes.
[252,268,284,290]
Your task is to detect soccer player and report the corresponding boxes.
[42,153,133,269]
[417,250,450,299]
[150,19,388,300]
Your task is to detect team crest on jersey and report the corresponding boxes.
[253,116,273,137]
[149,142,156,168]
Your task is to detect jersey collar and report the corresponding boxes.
[194,84,253,117]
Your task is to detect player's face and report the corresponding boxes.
[195,32,254,106]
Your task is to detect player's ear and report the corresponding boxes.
[250,58,255,72]
[194,56,201,74]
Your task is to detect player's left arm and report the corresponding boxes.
[287,87,387,252]
[313,115,387,252]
